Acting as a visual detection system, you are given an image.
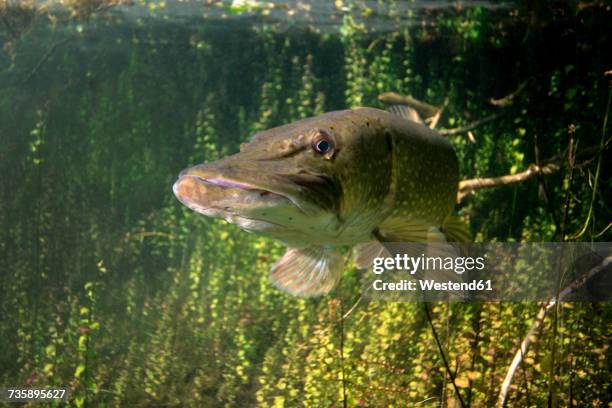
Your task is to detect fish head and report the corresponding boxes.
[173,110,393,246]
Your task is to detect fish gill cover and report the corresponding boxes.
[0,0,610,407]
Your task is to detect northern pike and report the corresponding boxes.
[173,107,467,297]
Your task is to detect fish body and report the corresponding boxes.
[174,107,461,296]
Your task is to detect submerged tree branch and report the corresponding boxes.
[497,301,548,408]
[457,163,561,203]
[379,90,607,207]
[497,255,612,407]
[379,91,502,137]
[489,79,530,107]
[427,95,449,129]
[459,139,610,197]
[439,113,504,136]
[378,91,439,117]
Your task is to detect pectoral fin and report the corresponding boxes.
[353,241,389,269]
[270,247,344,297]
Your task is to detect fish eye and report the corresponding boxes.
[312,131,334,155]
[315,139,330,153]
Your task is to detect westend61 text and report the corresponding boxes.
[373,279,493,292]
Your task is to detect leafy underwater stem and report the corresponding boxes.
[568,81,611,240]
[423,303,467,408]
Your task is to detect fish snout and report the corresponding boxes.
[173,164,211,208]
[172,173,208,207]
[178,163,212,179]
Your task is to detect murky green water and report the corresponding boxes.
[1,1,610,406]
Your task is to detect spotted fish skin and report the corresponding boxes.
[327,108,458,243]
[173,108,459,296]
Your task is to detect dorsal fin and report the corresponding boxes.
[388,104,422,123]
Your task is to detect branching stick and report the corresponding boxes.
[439,113,503,136]
[496,255,612,407]
[378,92,439,117]
[457,163,560,203]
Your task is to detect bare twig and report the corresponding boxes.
[457,162,561,203]
[342,289,368,320]
[496,255,612,407]
[428,95,450,129]
[439,113,503,136]
[366,36,385,52]
[380,92,500,137]
[489,79,530,107]
[497,301,548,408]
[541,143,604,167]
[456,134,607,203]
[593,222,612,238]
[467,130,476,143]
[378,91,439,117]
[22,38,70,83]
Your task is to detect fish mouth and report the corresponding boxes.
[173,161,339,218]
[172,174,292,216]
[195,177,261,191]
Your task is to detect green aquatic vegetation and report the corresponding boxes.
[0,1,610,407]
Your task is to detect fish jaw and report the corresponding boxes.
[173,173,290,221]
[176,161,333,214]
[172,165,339,246]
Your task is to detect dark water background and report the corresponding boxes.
[1,1,610,406]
